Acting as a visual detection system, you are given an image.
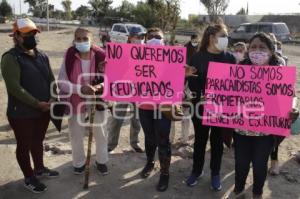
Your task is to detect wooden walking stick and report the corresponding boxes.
[83,100,96,189]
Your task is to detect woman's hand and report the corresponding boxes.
[185,65,198,77]
[81,85,96,96]
[94,83,104,94]
[289,108,299,123]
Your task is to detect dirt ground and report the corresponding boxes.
[1,24,300,199]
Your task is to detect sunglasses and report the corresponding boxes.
[148,34,163,40]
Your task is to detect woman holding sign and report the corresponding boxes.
[230,33,299,199]
[58,28,109,176]
[186,23,236,191]
[137,28,172,192]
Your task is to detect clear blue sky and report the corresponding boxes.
[6,0,300,19]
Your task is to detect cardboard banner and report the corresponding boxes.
[202,62,297,136]
[103,42,186,104]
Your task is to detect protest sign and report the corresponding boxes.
[203,62,296,136]
[103,42,186,104]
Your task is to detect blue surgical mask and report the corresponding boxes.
[75,41,91,53]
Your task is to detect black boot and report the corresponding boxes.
[156,173,169,192]
[140,161,155,179]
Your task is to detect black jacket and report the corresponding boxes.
[188,50,236,102]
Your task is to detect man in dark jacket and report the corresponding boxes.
[1,18,59,194]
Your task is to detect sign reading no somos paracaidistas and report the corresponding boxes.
[203,62,297,136]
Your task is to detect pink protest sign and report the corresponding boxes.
[202,62,297,136]
[103,42,186,104]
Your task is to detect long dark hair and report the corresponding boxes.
[241,32,281,65]
[199,24,227,52]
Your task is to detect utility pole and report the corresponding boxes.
[47,0,49,31]
[19,0,21,15]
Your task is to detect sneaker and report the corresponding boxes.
[95,162,109,175]
[185,172,204,187]
[35,167,59,178]
[211,175,222,191]
[73,165,86,175]
[24,176,47,194]
[140,162,155,179]
[156,173,169,192]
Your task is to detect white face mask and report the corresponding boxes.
[75,41,91,53]
[249,51,270,66]
[215,37,228,51]
[233,52,244,63]
[146,38,164,46]
[191,42,198,47]
[132,39,145,45]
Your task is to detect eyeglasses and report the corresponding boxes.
[148,34,163,40]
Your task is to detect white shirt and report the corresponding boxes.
[58,59,91,95]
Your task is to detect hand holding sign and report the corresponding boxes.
[81,85,96,96]
[185,65,198,77]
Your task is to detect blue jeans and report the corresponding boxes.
[139,109,171,174]
[108,102,141,150]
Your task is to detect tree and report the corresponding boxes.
[0,0,12,17]
[74,5,91,19]
[147,0,155,5]
[88,0,113,23]
[24,0,48,18]
[116,0,135,19]
[51,9,64,19]
[236,7,246,15]
[133,2,156,28]
[167,0,181,45]
[200,0,229,23]
[133,0,180,43]
[62,0,72,20]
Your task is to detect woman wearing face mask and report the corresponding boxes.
[230,33,299,199]
[185,23,236,191]
[185,34,200,64]
[233,42,247,63]
[1,18,59,193]
[138,27,172,192]
[145,27,165,45]
[58,27,109,176]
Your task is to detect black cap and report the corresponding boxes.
[129,27,145,37]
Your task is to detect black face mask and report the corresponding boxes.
[22,35,37,50]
